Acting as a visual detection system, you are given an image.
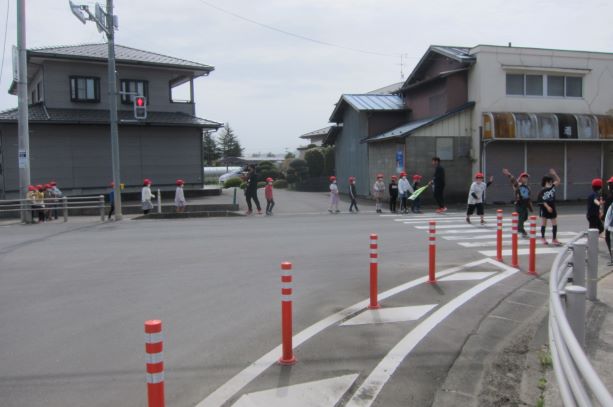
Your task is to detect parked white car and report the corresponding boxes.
[219,169,245,184]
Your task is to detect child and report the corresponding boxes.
[328,176,340,213]
[537,169,561,245]
[49,181,62,220]
[373,174,386,213]
[348,176,359,213]
[502,169,533,238]
[26,185,40,223]
[175,179,186,213]
[141,178,155,215]
[265,177,275,215]
[603,177,613,264]
[108,182,115,220]
[466,172,493,224]
[411,174,422,213]
[389,175,399,213]
[587,178,604,233]
[398,172,413,214]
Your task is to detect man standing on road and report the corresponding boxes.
[431,157,446,212]
[245,165,262,215]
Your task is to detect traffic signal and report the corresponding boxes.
[134,96,147,119]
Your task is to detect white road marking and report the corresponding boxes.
[414,224,499,230]
[340,305,438,326]
[438,271,497,281]
[458,238,574,248]
[442,231,577,241]
[345,262,518,407]
[232,374,359,407]
[421,228,512,235]
[195,258,498,407]
[479,247,564,257]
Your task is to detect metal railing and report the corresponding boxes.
[0,195,107,222]
[549,229,613,406]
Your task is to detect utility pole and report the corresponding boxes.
[69,0,122,220]
[17,0,32,223]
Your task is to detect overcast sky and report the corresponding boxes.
[1,0,612,154]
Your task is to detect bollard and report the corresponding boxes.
[62,196,68,222]
[428,221,436,284]
[565,285,586,349]
[157,189,162,214]
[145,320,165,407]
[278,262,297,365]
[572,243,586,287]
[232,187,237,206]
[586,229,599,301]
[496,209,504,262]
[369,234,380,309]
[511,212,519,267]
[528,216,537,275]
[99,195,105,222]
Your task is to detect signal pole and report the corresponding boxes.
[17,0,32,223]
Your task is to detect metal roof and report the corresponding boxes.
[27,43,214,72]
[367,82,404,95]
[0,104,221,128]
[401,45,476,90]
[329,94,406,123]
[300,126,334,139]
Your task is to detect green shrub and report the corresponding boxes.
[304,149,324,177]
[272,179,288,188]
[240,181,247,190]
[322,146,335,176]
[257,181,266,188]
[286,158,309,184]
[223,177,243,189]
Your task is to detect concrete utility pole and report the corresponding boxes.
[69,0,122,220]
[17,0,32,223]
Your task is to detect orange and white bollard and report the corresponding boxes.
[511,212,519,268]
[278,262,297,365]
[145,320,165,407]
[369,233,381,309]
[496,209,504,262]
[428,220,436,284]
[529,215,537,275]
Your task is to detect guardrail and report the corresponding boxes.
[0,195,106,222]
[549,229,613,406]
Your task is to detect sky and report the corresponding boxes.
[1,0,613,155]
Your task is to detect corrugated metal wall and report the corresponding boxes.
[334,108,370,196]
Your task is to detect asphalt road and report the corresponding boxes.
[0,199,592,407]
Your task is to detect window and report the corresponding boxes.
[120,79,148,104]
[436,137,453,161]
[526,75,543,96]
[70,76,100,102]
[506,74,524,95]
[507,73,583,98]
[566,76,582,97]
[547,76,564,96]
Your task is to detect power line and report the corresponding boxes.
[0,0,10,85]
[194,0,400,58]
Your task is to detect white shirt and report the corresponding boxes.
[398,177,413,195]
[141,186,154,202]
[329,183,338,195]
[467,181,487,204]
[175,186,186,206]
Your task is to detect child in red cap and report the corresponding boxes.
[265,177,275,215]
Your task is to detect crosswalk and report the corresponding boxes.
[383,211,579,259]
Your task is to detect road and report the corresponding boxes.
[0,198,591,406]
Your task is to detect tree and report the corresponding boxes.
[286,158,309,185]
[217,123,244,158]
[256,160,282,182]
[202,131,220,165]
[304,148,324,177]
[285,151,296,160]
[322,146,335,176]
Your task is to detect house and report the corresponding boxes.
[330,45,613,202]
[0,43,221,196]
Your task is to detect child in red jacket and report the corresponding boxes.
[265,177,275,215]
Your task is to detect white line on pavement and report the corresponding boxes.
[479,247,564,256]
[458,238,574,248]
[441,231,577,241]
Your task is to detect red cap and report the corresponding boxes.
[592,178,603,188]
[376,173,384,179]
[176,179,184,186]
[519,172,530,179]
[143,178,152,186]
[329,176,336,181]
[44,183,52,189]
[391,175,398,180]
[607,176,613,184]
[400,171,407,177]
[36,184,44,190]
[50,181,57,186]
[348,176,355,181]
[266,177,273,182]
[475,172,484,179]
[28,185,36,191]
[413,174,422,180]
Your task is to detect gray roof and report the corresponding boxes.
[366,102,475,143]
[367,82,404,95]
[329,94,406,123]
[0,104,221,128]
[401,45,476,89]
[28,43,214,72]
[300,126,334,139]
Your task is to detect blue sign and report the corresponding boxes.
[396,149,404,172]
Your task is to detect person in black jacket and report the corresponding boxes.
[431,157,447,212]
[389,175,399,213]
[244,165,262,215]
[348,176,359,213]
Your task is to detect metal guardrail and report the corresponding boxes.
[0,195,107,222]
[549,229,613,406]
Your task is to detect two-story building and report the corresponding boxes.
[330,45,613,202]
[0,43,221,196]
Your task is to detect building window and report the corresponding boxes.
[120,79,148,104]
[506,74,524,95]
[436,137,454,161]
[566,76,582,97]
[507,73,583,98]
[547,76,564,96]
[70,77,100,102]
[526,75,543,96]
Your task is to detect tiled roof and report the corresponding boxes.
[28,43,214,72]
[329,94,406,123]
[0,104,221,128]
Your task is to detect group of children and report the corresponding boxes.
[25,181,63,223]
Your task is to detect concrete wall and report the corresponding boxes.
[334,108,370,196]
[42,60,195,115]
[368,141,405,185]
[0,123,203,194]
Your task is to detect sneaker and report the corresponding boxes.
[441,207,448,212]
[521,232,529,239]
[466,217,471,224]
[540,238,549,245]
[435,208,442,213]
[480,219,486,225]
[335,210,340,213]
[551,239,562,247]
[257,209,262,215]
[328,209,333,213]
[245,210,252,215]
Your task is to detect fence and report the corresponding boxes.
[548,229,613,406]
[0,195,107,222]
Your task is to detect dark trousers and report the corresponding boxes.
[349,198,359,212]
[434,187,445,209]
[246,190,261,211]
[516,205,529,234]
[400,196,408,212]
[266,199,275,213]
[108,204,115,219]
[390,195,398,212]
[412,197,421,212]
[588,215,604,233]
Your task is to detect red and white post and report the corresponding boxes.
[369,233,381,309]
[428,220,436,284]
[496,209,504,262]
[145,320,165,407]
[511,212,519,268]
[279,262,297,365]
[529,215,537,275]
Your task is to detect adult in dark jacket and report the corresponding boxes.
[431,157,447,212]
[245,165,262,215]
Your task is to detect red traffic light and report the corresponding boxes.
[135,97,145,107]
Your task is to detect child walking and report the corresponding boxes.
[466,172,493,224]
[175,179,186,213]
[587,178,604,233]
[141,178,155,215]
[373,174,386,213]
[536,169,561,245]
[328,176,340,213]
[265,177,275,215]
[389,175,399,213]
[398,172,413,213]
[348,176,359,213]
[411,174,423,213]
[502,169,533,238]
